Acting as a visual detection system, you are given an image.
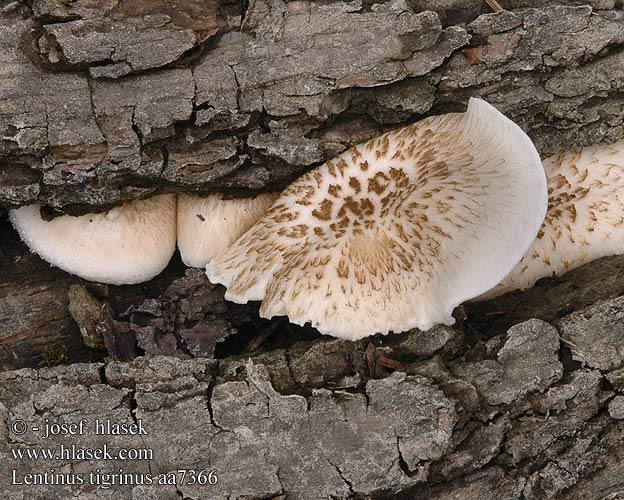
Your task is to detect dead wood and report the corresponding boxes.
[2,0,624,498]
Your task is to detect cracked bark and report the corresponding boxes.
[2,0,624,498]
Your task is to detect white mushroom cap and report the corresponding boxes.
[207,98,547,340]
[484,139,624,298]
[9,194,177,285]
[177,192,279,268]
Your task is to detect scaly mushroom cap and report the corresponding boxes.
[207,98,547,340]
[485,139,624,298]
[177,192,280,268]
[9,194,177,285]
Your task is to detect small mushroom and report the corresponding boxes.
[177,192,279,268]
[207,98,547,340]
[485,139,624,298]
[9,194,177,285]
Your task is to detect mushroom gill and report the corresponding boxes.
[206,98,548,340]
[9,194,177,285]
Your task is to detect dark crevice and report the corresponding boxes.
[206,376,224,432]
[98,364,108,385]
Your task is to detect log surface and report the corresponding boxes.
[0,0,623,212]
[2,0,624,498]
[3,299,624,499]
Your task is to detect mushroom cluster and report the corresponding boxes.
[9,192,277,285]
[9,98,624,340]
[207,99,548,340]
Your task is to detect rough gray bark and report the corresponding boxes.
[3,300,624,499]
[1,0,624,211]
[3,0,624,498]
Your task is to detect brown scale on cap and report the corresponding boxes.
[485,139,624,298]
[207,99,547,340]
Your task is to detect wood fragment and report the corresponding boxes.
[485,0,504,12]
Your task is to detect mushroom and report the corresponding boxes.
[9,194,177,285]
[206,98,548,340]
[484,139,624,298]
[177,192,279,268]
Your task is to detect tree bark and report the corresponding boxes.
[2,0,624,498]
